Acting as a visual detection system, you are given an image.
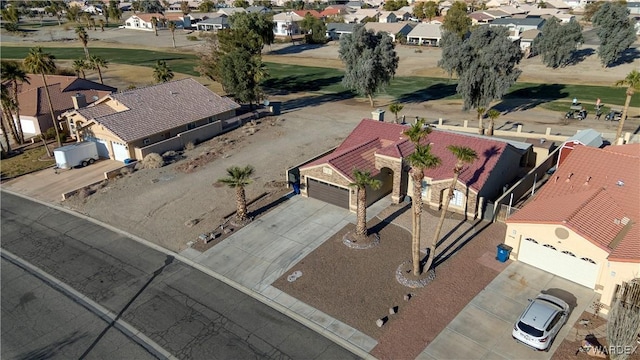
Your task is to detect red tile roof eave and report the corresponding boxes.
[606,256,640,263]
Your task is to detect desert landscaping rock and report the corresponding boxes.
[395,261,436,288]
[342,231,381,249]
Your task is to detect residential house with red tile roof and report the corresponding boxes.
[123,12,190,31]
[298,119,531,217]
[2,75,116,136]
[59,78,239,162]
[504,144,640,314]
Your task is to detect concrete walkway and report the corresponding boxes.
[180,194,392,355]
[417,262,597,360]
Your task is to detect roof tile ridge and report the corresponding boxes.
[330,137,381,162]
[564,187,609,223]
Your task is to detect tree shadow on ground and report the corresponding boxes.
[497,84,569,113]
[608,46,640,67]
[266,43,326,55]
[18,331,87,360]
[249,191,294,218]
[392,82,457,104]
[433,220,493,268]
[371,202,411,233]
[278,91,355,113]
[262,74,343,94]
[568,48,596,65]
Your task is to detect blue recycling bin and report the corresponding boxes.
[292,182,300,195]
[496,244,512,263]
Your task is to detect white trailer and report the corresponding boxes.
[54,141,100,169]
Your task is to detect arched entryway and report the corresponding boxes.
[366,167,394,206]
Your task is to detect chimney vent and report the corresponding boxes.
[616,180,624,187]
[566,173,573,182]
[584,176,591,185]
[72,93,87,109]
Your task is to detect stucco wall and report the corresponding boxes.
[300,165,353,206]
[374,155,403,203]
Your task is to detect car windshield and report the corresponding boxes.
[517,321,544,337]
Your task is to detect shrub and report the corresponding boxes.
[186,35,199,41]
[141,153,164,169]
[184,141,195,151]
[120,167,133,176]
[77,187,95,199]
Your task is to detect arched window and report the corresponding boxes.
[543,244,557,250]
[581,257,596,264]
[561,250,576,257]
[524,237,538,244]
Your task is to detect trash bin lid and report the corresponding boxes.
[497,244,513,251]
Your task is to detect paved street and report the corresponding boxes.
[0,191,357,359]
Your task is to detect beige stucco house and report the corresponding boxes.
[504,144,640,314]
[297,119,531,218]
[60,78,240,162]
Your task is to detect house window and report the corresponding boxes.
[208,116,217,123]
[543,244,557,250]
[451,189,464,207]
[581,257,596,264]
[421,180,429,200]
[524,237,538,244]
[561,250,576,257]
[187,122,197,130]
[143,138,151,145]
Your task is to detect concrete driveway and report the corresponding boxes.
[418,262,597,360]
[1,159,123,203]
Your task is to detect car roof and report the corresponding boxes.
[520,297,563,330]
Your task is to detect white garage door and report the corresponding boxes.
[518,237,599,288]
[86,137,110,158]
[21,119,36,134]
[112,142,129,162]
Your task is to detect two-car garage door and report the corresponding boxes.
[307,178,349,209]
[518,237,599,288]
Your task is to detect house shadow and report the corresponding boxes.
[393,82,457,104]
[433,220,493,267]
[267,43,326,56]
[497,84,569,113]
[279,91,355,113]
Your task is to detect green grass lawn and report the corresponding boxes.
[1,146,55,179]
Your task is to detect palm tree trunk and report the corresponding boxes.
[355,186,367,237]
[424,172,459,272]
[172,33,176,48]
[81,69,86,79]
[2,105,20,145]
[41,73,62,148]
[488,119,494,136]
[1,112,13,154]
[97,66,103,84]
[615,93,632,144]
[411,170,423,276]
[83,46,90,59]
[478,113,484,135]
[368,94,374,108]
[12,81,24,143]
[235,186,248,222]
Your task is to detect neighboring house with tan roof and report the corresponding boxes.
[407,22,443,46]
[123,12,191,31]
[60,79,240,162]
[504,144,640,314]
[273,11,305,36]
[297,119,531,217]
[2,75,115,136]
[363,22,413,42]
[377,10,398,23]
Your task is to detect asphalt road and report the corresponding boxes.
[0,191,358,360]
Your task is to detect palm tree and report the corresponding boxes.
[476,106,485,135]
[151,16,159,36]
[389,102,404,123]
[73,58,87,78]
[218,165,254,223]
[349,169,382,239]
[153,60,174,83]
[486,109,500,136]
[1,84,16,152]
[98,18,105,31]
[23,47,62,149]
[1,60,30,144]
[423,145,478,273]
[89,55,108,84]
[168,21,176,48]
[75,26,90,59]
[614,70,640,144]
[403,119,441,276]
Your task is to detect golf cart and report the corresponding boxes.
[566,105,587,121]
[605,109,623,122]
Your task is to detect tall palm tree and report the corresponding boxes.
[89,55,108,84]
[1,60,30,144]
[73,58,87,78]
[1,84,16,152]
[168,21,176,48]
[75,26,90,59]
[350,169,382,238]
[476,106,485,135]
[424,145,478,272]
[23,47,62,149]
[153,60,174,83]
[151,17,159,36]
[486,109,500,136]
[218,165,254,223]
[614,70,640,144]
[403,119,441,276]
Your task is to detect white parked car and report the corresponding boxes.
[512,293,570,351]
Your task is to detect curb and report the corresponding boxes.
[1,188,375,359]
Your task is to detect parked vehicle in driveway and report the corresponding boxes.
[512,293,570,351]
[53,141,99,169]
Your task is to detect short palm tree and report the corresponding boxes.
[168,21,176,48]
[73,58,87,78]
[89,55,108,84]
[614,70,640,144]
[1,60,30,144]
[98,18,105,31]
[75,26,90,59]
[476,106,486,135]
[23,47,62,149]
[153,60,174,83]
[349,169,382,239]
[389,102,404,123]
[218,165,254,223]
[486,109,500,136]
[151,17,159,36]
[403,119,441,276]
[423,145,478,272]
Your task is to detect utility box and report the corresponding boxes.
[54,141,99,169]
[372,109,385,122]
